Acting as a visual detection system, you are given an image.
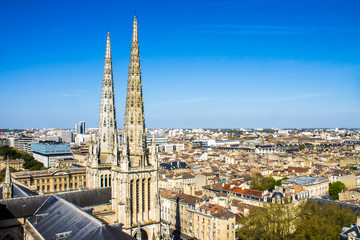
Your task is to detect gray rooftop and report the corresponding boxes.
[27,195,134,240]
[0,187,111,219]
[283,176,326,185]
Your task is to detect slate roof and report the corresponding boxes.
[27,195,134,240]
[0,187,111,219]
[0,182,38,200]
[340,224,360,240]
[160,161,189,170]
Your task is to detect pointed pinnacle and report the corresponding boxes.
[5,160,11,184]
[132,16,138,42]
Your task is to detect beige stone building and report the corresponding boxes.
[0,159,24,171]
[339,188,360,201]
[12,168,86,193]
[282,176,329,197]
[161,190,236,240]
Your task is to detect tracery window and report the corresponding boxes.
[136,180,140,213]
[142,179,145,213]
[130,180,133,214]
[148,178,151,212]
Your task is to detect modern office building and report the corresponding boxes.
[9,137,35,153]
[60,131,74,143]
[31,141,72,168]
[75,121,86,134]
[145,134,167,146]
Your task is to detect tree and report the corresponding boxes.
[293,201,355,240]
[0,146,45,171]
[275,177,289,186]
[0,167,17,182]
[237,200,297,240]
[237,200,356,240]
[250,174,276,191]
[298,145,305,151]
[329,181,346,200]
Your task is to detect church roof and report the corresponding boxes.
[0,182,38,200]
[27,195,135,240]
[0,187,111,219]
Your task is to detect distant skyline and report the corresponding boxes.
[0,0,359,129]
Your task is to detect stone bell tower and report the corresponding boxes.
[86,32,119,189]
[111,16,160,240]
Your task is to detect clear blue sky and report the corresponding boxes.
[0,0,359,129]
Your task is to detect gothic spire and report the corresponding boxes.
[122,16,148,168]
[3,160,12,199]
[97,32,119,165]
[5,160,11,185]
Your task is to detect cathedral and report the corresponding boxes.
[86,16,161,239]
[0,16,160,240]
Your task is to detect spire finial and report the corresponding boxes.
[132,14,138,42]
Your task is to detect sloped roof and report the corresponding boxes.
[0,182,38,200]
[0,187,111,219]
[13,184,38,198]
[27,195,134,240]
[340,224,360,240]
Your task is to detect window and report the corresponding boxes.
[148,179,151,212]
[142,179,145,212]
[136,180,139,213]
[130,180,133,215]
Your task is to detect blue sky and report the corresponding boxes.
[0,0,359,129]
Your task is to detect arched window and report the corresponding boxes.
[148,178,151,212]
[142,179,145,213]
[136,179,140,213]
[130,180,133,215]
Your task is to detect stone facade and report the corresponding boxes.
[13,168,86,193]
[161,190,236,240]
[111,17,160,239]
[86,32,119,191]
[86,17,160,239]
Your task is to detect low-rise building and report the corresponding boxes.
[12,168,86,193]
[161,190,236,240]
[0,159,24,171]
[282,176,329,197]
